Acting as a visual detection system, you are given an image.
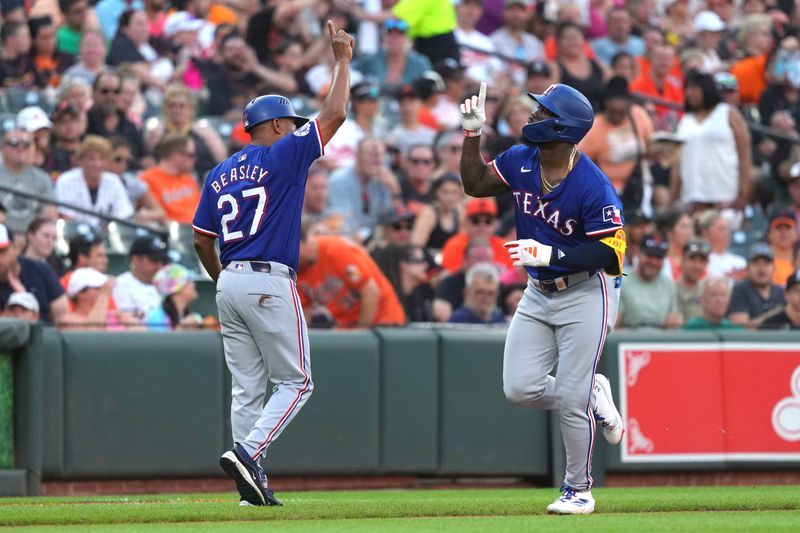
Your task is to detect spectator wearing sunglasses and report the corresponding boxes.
[440,197,513,273]
[352,19,432,93]
[399,144,437,215]
[87,70,149,165]
[0,129,58,235]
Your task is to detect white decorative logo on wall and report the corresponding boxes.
[772,366,800,442]
[626,351,651,386]
[627,418,654,453]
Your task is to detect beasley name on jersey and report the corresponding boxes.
[192,119,325,270]
[491,144,624,278]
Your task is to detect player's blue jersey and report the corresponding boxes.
[492,144,624,280]
[193,119,324,270]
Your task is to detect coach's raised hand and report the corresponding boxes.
[328,20,354,62]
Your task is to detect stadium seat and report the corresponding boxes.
[196,116,235,138]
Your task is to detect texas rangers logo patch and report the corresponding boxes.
[293,122,311,137]
[602,205,622,225]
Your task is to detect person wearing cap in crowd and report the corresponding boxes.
[0,21,36,89]
[0,223,67,324]
[296,222,406,328]
[692,10,727,73]
[386,84,437,157]
[760,269,800,330]
[676,239,711,321]
[713,70,740,106]
[372,205,416,251]
[112,234,169,321]
[5,291,40,321]
[524,60,553,95]
[145,262,207,330]
[0,129,58,236]
[618,234,683,328]
[352,19,432,93]
[440,197,512,273]
[489,0,544,87]
[43,99,86,177]
[430,58,467,130]
[17,106,54,168]
[399,143,437,215]
[727,242,786,328]
[683,276,742,330]
[448,261,505,325]
[323,81,386,170]
[766,209,798,286]
[139,134,201,224]
[55,135,135,225]
[454,0,504,84]
[621,208,655,268]
[590,7,645,67]
[59,266,122,330]
[328,137,402,242]
[696,209,746,279]
[411,172,463,251]
[579,76,654,196]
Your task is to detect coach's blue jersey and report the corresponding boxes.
[193,119,324,270]
[492,144,624,280]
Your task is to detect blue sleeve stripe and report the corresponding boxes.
[490,159,510,187]
[586,225,623,237]
[192,225,218,237]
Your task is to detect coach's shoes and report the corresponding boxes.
[593,374,624,445]
[220,443,283,506]
[547,485,595,515]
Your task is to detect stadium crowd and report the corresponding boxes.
[1,0,800,331]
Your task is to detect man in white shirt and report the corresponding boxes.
[112,235,168,320]
[54,135,134,225]
[454,0,504,83]
[698,209,746,279]
[490,0,544,86]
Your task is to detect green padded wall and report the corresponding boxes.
[438,329,550,476]
[375,328,439,473]
[58,331,227,478]
[0,353,11,468]
[266,331,382,474]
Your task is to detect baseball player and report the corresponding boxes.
[459,82,627,514]
[193,21,354,507]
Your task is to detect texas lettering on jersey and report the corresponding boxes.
[491,144,624,279]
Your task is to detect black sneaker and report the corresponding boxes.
[220,443,282,506]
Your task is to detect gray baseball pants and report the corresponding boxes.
[216,261,313,462]
[503,272,620,491]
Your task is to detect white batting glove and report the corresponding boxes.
[503,239,553,267]
[459,82,486,137]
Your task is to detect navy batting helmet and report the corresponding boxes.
[242,95,308,133]
[522,84,594,145]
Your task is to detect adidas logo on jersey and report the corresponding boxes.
[558,249,565,260]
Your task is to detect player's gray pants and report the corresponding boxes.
[503,272,620,491]
[216,261,313,462]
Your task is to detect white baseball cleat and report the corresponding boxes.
[593,374,624,445]
[547,485,595,515]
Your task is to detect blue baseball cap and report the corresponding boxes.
[385,19,409,32]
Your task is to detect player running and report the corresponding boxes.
[193,21,354,507]
[459,82,626,514]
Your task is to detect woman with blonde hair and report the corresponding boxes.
[144,83,227,180]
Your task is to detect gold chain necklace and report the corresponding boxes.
[541,145,578,193]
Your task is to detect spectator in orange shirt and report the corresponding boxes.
[768,209,798,287]
[630,42,684,131]
[730,14,773,105]
[296,228,406,328]
[140,133,201,224]
[440,197,513,273]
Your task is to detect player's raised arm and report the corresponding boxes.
[317,20,354,144]
[460,82,508,198]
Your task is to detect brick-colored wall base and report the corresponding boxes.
[606,471,800,487]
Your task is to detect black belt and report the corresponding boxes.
[531,270,598,295]
[223,260,297,281]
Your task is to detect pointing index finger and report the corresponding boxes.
[327,20,337,40]
[478,82,486,108]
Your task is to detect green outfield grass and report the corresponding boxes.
[1,486,799,531]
